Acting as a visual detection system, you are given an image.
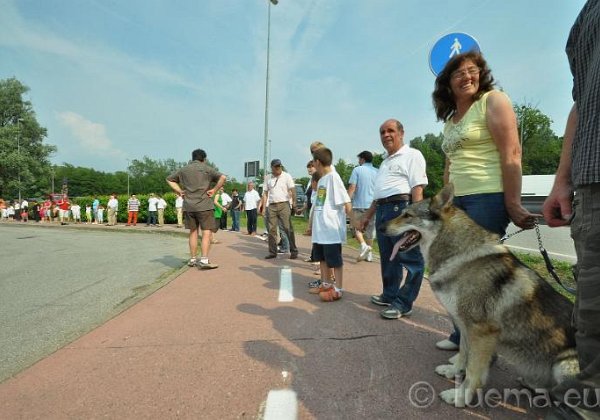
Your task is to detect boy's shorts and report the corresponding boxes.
[312,243,343,268]
[184,210,217,232]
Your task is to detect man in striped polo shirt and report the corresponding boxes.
[126,194,140,226]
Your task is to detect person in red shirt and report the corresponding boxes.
[57,195,70,224]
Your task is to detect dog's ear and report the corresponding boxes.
[439,183,455,205]
[431,183,455,213]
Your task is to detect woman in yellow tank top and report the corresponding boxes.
[431,51,538,351]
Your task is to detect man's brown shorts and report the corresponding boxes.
[184,210,217,232]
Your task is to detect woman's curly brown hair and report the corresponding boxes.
[432,51,496,122]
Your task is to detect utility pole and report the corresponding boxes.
[262,0,278,184]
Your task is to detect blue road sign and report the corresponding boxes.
[429,32,480,76]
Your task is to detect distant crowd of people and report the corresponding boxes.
[0,197,76,224]
[0,193,173,227]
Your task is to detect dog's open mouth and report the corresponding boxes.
[390,230,421,260]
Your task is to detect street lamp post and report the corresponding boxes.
[17,118,24,203]
[263,0,278,183]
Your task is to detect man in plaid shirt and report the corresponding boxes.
[544,1,600,417]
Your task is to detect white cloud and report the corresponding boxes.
[57,111,125,159]
[0,1,200,92]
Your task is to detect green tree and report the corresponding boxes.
[128,157,190,194]
[52,164,128,196]
[296,177,310,189]
[514,104,562,175]
[0,78,56,199]
[334,158,356,186]
[372,153,384,169]
[409,133,445,197]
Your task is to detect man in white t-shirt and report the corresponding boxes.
[107,194,119,226]
[359,119,428,320]
[219,190,232,230]
[175,193,184,228]
[260,159,298,259]
[243,181,261,235]
[147,193,159,226]
[157,195,167,226]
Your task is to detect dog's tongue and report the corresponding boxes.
[389,231,419,261]
[390,240,405,261]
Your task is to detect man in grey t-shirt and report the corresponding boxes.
[167,148,226,269]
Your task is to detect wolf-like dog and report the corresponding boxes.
[382,184,578,407]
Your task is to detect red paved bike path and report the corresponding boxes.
[0,226,547,419]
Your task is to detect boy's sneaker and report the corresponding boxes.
[319,287,342,302]
[187,258,197,267]
[309,281,331,294]
[197,261,218,270]
[357,244,372,262]
[366,251,373,262]
[308,279,321,288]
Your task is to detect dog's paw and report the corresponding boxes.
[435,363,462,379]
[439,387,475,408]
[439,388,463,407]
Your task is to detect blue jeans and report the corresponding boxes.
[231,210,241,231]
[246,209,257,234]
[376,201,425,312]
[448,192,509,345]
[453,193,509,238]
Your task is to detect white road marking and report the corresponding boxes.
[278,266,294,302]
[264,389,298,420]
[506,245,576,263]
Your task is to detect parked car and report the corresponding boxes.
[521,175,554,223]
[257,183,307,216]
[294,184,307,216]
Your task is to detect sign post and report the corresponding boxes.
[244,161,260,179]
[429,32,481,76]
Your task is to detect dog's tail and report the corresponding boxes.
[552,348,580,384]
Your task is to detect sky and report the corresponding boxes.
[0,0,587,182]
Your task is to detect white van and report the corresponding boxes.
[521,175,555,216]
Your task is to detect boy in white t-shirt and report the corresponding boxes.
[310,147,352,302]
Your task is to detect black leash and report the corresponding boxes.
[501,221,576,295]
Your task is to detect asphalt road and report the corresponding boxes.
[0,223,189,382]
[503,223,576,262]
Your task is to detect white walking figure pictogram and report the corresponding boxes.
[449,37,462,58]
